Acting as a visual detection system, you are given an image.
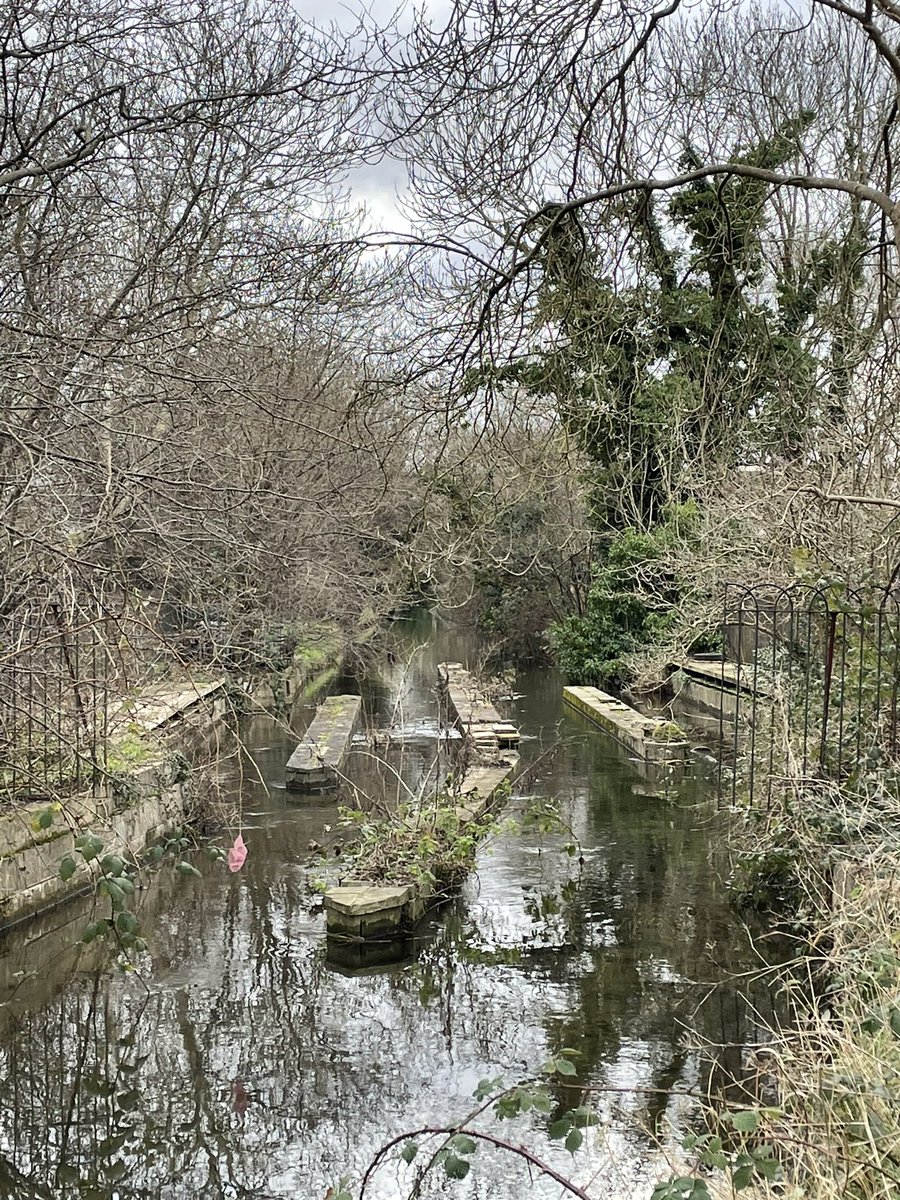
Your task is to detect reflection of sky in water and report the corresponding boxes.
[0,615,781,1199]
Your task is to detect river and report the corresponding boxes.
[0,613,780,1199]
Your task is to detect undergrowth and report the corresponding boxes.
[337,792,503,895]
[724,773,900,1200]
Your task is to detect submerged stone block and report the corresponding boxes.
[285,694,362,790]
[324,884,412,938]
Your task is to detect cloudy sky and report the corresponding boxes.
[291,0,452,233]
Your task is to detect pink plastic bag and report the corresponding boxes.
[227,833,248,872]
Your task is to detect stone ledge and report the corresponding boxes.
[563,685,688,765]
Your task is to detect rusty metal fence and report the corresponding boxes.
[0,597,138,803]
[718,583,900,804]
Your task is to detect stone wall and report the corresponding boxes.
[0,753,192,930]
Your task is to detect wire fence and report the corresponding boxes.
[0,597,139,804]
[718,582,900,805]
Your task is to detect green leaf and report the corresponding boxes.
[730,1109,760,1134]
[731,1164,754,1191]
[652,1179,711,1200]
[549,1118,572,1140]
[752,1154,779,1182]
[57,1164,80,1184]
[400,1142,418,1164]
[116,1088,140,1112]
[115,911,139,936]
[176,862,202,878]
[82,922,104,944]
[59,856,77,882]
[449,1134,477,1155]
[473,1077,500,1100]
[76,834,104,861]
[37,808,54,830]
[572,1105,598,1127]
[555,1057,577,1077]
[889,1006,900,1038]
[82,1073,115,1097]
[443,1154,470,1181]
[565,1127,583,1154]
[101,855,125,877]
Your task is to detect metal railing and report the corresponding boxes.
[719,582,900,804]
[0,597,136,803]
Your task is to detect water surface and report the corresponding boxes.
[0,615,778,1199]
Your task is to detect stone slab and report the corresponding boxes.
[285,694,362,789]
[563,686,688,765]
[459,756,518,798]
[324,884,412,917]
[681,656,772,698]
[325,749,518,940]
[110,678,228,735]
[438,662,520,748]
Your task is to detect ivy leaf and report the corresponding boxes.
[59,856,77,882]
[400,1142,418,1164]
[443,1154,470,1181]
[565,1127,583,1154]
[549,1118,572,1140]
[449,1134,477,1155]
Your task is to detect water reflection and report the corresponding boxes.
[0,614,781,1199]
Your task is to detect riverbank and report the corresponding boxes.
[0,624,349,930]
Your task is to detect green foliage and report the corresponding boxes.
[491,113,836,535]
[383,1052,596,1191]
[338,795,499,894]
[106,727,154,775]
[653,1108,782,1199]
[549,505,696,687]
[58,826,226,965]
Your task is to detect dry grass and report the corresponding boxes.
[725,781,900,1200]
